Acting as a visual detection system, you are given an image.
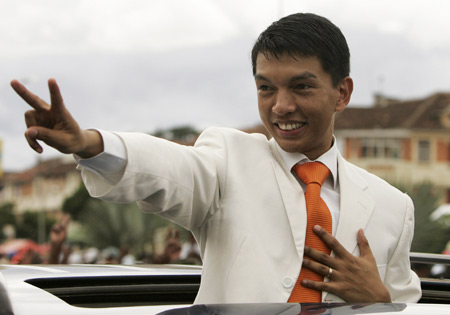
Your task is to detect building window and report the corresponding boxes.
[360,138,402,159]
[418,140,430,162]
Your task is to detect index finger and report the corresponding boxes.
[313,225,350,258]
[10,79,50,111]
[60,213,71,228]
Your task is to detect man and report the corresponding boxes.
[11,13,421,303]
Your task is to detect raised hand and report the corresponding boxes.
[11,78,103,158]
[50,214,71,246]
[48,214,71,264]
[301,225,391,303]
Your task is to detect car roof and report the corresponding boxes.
[1,263,450,315]
[0,264,201,315]
[0,263,202,278]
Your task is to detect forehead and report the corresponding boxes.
[254,52,331,83]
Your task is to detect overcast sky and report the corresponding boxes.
[1,0,450,172]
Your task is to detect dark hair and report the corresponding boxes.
[251,13,350,87]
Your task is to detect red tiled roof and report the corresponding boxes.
[0,158,77,185]
[335,93,450,130]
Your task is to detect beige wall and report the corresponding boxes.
[336,129,450,203]
[0,159,82,214]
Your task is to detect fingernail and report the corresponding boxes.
[313,225,321,232]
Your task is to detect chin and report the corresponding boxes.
[276,141,303,153]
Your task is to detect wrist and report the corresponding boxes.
[377,287,392,303]
[75,129,104,158]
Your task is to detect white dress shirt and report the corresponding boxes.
[76,130,127,184]
[274,139,340,235]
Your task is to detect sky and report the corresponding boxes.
[1,0,450,172]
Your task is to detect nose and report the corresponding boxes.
[272,90,296,116]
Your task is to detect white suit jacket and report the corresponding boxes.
[80,127,421,303]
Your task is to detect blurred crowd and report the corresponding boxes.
[0,215,201,266]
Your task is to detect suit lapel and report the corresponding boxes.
[323,154,375,302]
[269,139,308,257]
[270,143,375,302]
[335,153,375,255]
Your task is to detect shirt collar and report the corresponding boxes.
[275,136,339,189]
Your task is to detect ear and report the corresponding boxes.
[335,76,353,112]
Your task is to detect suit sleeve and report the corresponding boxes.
[384,194,422,302]
[79,127,228,230]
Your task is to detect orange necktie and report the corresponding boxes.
[288,162,332,303]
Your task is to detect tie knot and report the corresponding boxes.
[294,162,330,186]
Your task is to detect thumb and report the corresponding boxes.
[25,126,63,153]
[25,127,43,153]
[29,126,59,143]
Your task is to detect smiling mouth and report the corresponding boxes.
[277,122,306,131]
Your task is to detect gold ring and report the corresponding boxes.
[326,267,333,278]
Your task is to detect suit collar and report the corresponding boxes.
[322,154,375,302]
[270,143,375,302]
[273,137,339,189]
[269,142,375,256]
[269,139,308,255]
[268,140,376,256]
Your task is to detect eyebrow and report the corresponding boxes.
[254,71,318,83]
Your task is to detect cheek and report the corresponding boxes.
[257,100,271,119]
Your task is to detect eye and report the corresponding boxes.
[258,84,271,91]
[294,83,311,90]
[257,84,275,96]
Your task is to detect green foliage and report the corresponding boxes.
[0,203,56,243]
[153,125,199,142]
[15,211,56,243]
[76,200,172,255]
[62,183,93,220]
[62,184,184,257]
[0,203,16,240]
[0,203,15,226]
[394,182,447,253]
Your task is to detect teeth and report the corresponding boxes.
[278,122,303,131]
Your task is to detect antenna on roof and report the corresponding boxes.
[374,75,388,107]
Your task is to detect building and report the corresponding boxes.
[0,126,269,217]
[0,138,3,177]
[0,156,81,214]
[3,92,449,215]
[334,92,450,203]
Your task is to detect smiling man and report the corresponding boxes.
[11,13,421,303]
[254,54,351,159]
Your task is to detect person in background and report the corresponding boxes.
[179,232,201,265]
[48,214,71,264]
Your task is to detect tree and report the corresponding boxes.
[15,211,56,243]
[62,184,187,258]
[62,183,93,220]
[0,203,16,240]
[394,182,447,253]
[153,125,199,143]
[1,202,57,243]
